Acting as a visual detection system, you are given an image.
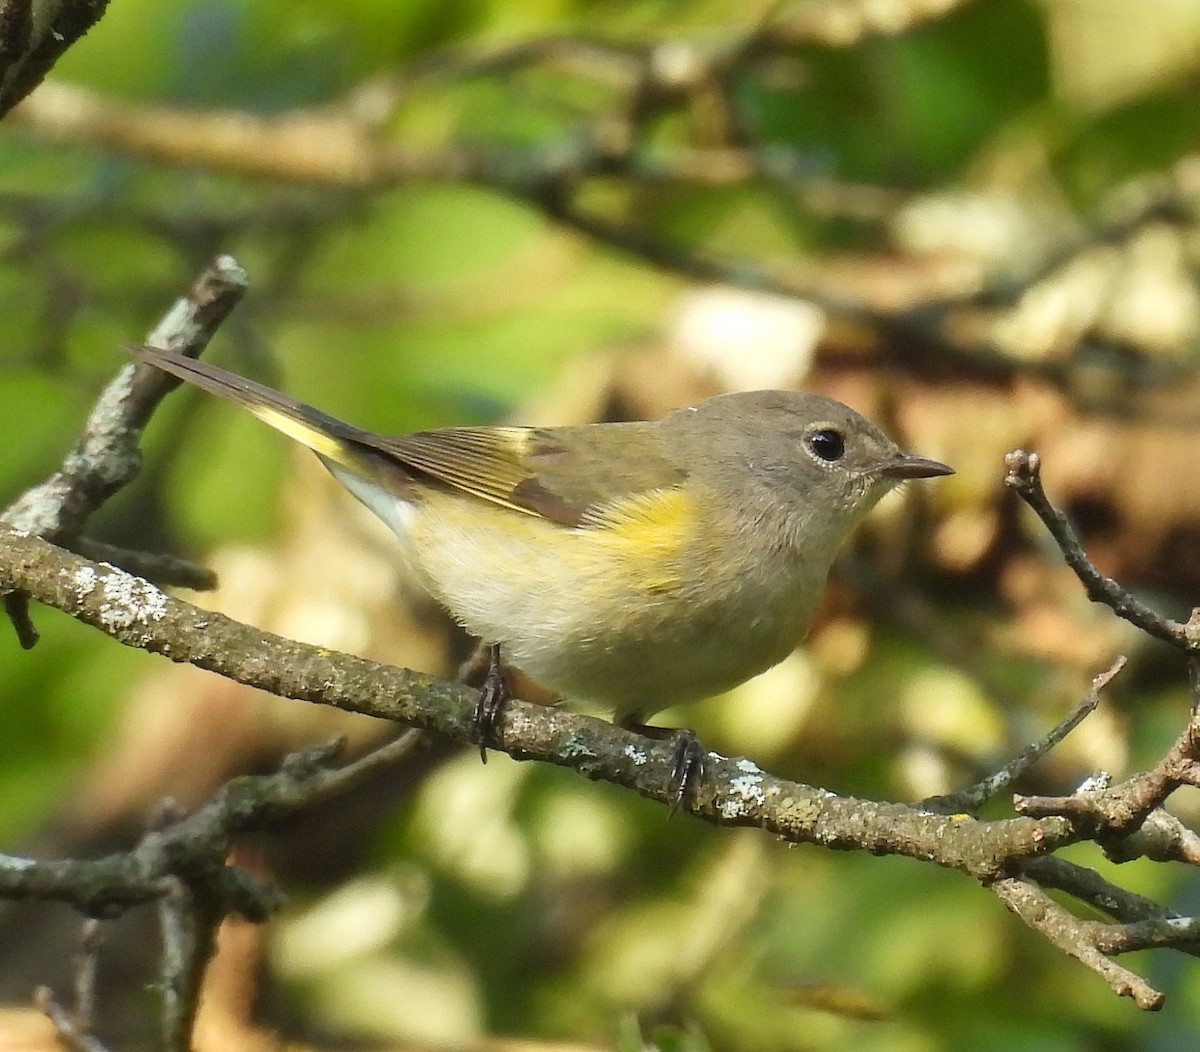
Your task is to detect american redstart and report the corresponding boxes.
[129,345,952,801]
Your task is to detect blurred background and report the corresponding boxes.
[3,0,1200,1048]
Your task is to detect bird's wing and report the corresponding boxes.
[375,424,689,528]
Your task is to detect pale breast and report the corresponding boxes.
[394,486,823,720]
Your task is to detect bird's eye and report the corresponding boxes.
[805,428,845,463]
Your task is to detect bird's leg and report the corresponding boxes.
[459,642,509,763]
[619,717,705,815]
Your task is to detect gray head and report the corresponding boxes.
[662,389,952,549]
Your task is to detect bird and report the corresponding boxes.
[128,344,953,804]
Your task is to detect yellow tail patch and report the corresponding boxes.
[253,406,355,466]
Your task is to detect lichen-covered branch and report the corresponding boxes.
[1,255,248,543]
[0,255,246,647]
[0,523,1077,878]
[1014,698,1200,857]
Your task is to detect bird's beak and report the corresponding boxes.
[880,453,954,479]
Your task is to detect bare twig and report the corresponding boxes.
[1101,807,1200,865]
[3,588,37,648]
[0,0,113,119]
[1092,915,1200,955]
[7,0,974,161]
[13,78,1193,407]
[69,538,218,591]
[963,188,1194,309]
[766,0,974,47]
[33,918,110,1052]
[990,877,1165,1010]
[922,657,1125,815]
[35,986,113,1052]
[1,255,248,542]
[531,186,876,319]
[302,727,437,797]
[1003,450,1196,650]
[0,733,453,921]
[992,446,1200,991]
[73,920,102,1032]
[1024,856,1200,939]
[158,877,220,1052]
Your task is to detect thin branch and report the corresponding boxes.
[73,920,102,1031]
[0,0,112,119]
[962,188,1194,309]
[303,727,438,798]
[1023,856,1200,933]
[33,919,111,1052]
[158,877,219,1052]
[922,657,1124,815]
[13,81,1193,403]
[69,538,218,591]
[1,255,248,542]
[530,186,877,318]
[990,877,1165,1010]
[35,986,113,1052]
[3,588,37,648]
[1003,450,1197,650]
[765,0,975,48]
[396,0,976,90]
[8,0,974,161]
[4,72,895,325]
[1099,807,1200,866]
[0,742,365,915]
[1092,915,1200,955]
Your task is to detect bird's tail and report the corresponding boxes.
[126,344,369,470]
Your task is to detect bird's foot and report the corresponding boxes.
[465,643,508,763]
[622,720,705,815]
